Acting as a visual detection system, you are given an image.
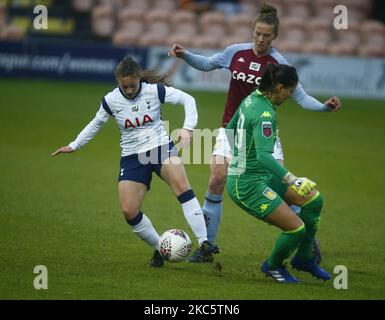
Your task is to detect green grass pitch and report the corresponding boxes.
[0,78,384,299]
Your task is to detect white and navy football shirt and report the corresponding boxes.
[69,82,197,157]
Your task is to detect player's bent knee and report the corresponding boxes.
[286,223,306,238]
[288,214,305,232]
[286,188,322,208]
[167,175,191,196]
[121,206,141,220]
[208,178,226,195]
[173,183,191,197]
[209,168,227,186]
[303,191,323,211]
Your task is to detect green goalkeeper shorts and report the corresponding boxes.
[268,174,289,198]
[226,175,283,219]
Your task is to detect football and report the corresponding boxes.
[158,229,192,262]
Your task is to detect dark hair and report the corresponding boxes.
[115,57,173,86]
[252,3,279,37]
[259,63,298,94]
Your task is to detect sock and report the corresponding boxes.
[202,192,223,243]
[268,224,306,269]
[126,212,160,250]
[290,205,301,215]
[295,191,323,262]
[178,190,208,246]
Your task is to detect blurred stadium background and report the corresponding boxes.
[1,0,385,97]
[1,0,385,56]
[1,0,385,300]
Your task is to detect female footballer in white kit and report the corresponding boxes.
[51,57,219,267]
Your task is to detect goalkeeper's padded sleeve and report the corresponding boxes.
[256,151,289,179]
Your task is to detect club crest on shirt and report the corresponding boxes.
[249,62,261,71]
[263,187,277,200]
[262,121,272,138]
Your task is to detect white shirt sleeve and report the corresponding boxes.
[183,43,253,71]
[164,86,198,130]
[270,48,329,112]
[183,50,222,71]
[292,83,329,112]
[68,105,110,151]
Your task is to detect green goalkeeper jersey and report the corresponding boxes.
[226,89,288,184]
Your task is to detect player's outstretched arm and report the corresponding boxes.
[168,43,224,72]
[51,146,74,157]
[293,83,341,112]
[52,106,110,157]
[256,151,316,197]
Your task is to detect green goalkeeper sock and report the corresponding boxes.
[268,224,306,269]
[295,192,324,262]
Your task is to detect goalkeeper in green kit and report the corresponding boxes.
[226,63,331,283]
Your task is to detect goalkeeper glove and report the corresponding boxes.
[283,172,316,197]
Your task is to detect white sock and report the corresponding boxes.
[181,197,208,246]
[131,214,160,249]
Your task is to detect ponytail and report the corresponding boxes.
[141,69,173,87]
[115,57,173,86]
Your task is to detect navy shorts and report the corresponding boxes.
[118,142,179,190]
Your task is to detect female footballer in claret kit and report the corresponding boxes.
[169,3,341,263]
